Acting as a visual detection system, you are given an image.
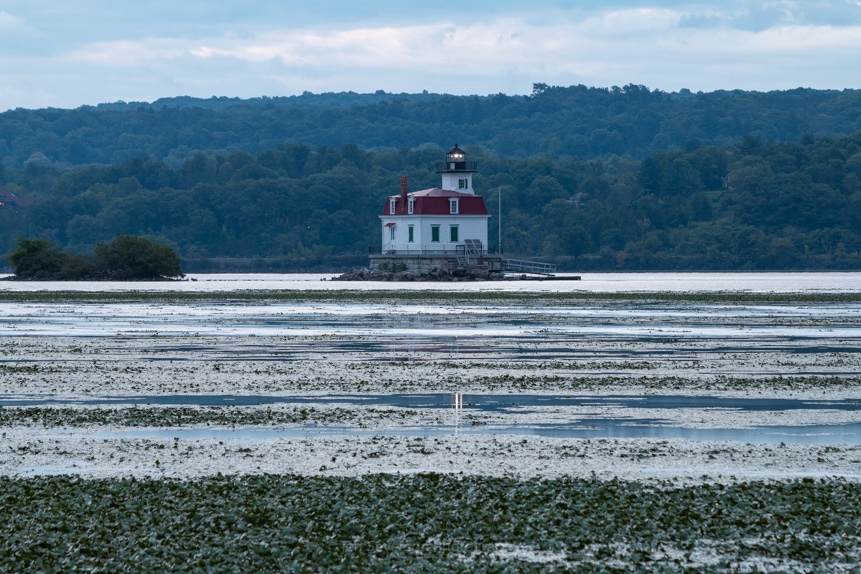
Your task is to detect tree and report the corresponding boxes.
[7,235,183,279]
[6,237,91,279]
[94,234,184,279]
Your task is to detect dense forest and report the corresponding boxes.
[1,86,861,272]
[2,131,860,271]
[2,85,861,168]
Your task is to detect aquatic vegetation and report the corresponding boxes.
[2,284,861,571]
[0,406,416,428]
[2,474,861,572]
[2,288,861,305]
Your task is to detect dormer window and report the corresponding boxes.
[389,198,397,215]
[449,198,459,214]
[408,198,415,214]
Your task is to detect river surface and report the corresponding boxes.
[2,271,861,293]
[3,272,861,451]
[6,392,861,444]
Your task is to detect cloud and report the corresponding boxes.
[3,4,861,110]
[68,38,192,66]
[0,11,26,29]
[677,0,861,30]
[0,9,39,37]
[71,9,861,79]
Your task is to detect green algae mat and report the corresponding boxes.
[3,474,861,572]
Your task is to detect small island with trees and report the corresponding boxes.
[4,234,184,280]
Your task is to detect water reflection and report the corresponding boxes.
[5,392,860,412]
[7,392,861,445]
[2,272,861,293]
[3,298,860,339]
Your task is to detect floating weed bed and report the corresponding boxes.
[2,474,861,572]
[2,289,861,305]
[0,406,416,429]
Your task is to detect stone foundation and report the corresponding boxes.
[368,254,502,274]
[334,254,505,281]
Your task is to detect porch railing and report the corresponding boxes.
[371,244,489,256]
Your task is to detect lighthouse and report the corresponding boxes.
[379,144,489,254]
[371,145,502,277]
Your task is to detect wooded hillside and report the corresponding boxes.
[2,86,860,167]
[2,131,860,271]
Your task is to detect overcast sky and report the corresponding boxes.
[1,1,860,111]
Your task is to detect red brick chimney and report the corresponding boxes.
[400,176,408,205]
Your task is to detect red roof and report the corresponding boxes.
[382,188,488,216]
[0,190,33,209]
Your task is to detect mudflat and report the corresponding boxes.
[2,290,861,482]
[4,287,861,571]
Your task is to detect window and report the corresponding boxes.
[408,198,414,214]
[390,225,396,240]
[450,226,458,242]
[389,198,396,215]
[449,199,459,214]
[408,225,414,242]
[458,179,468,190]
[431,225,440,242]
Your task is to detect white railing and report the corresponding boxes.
[503,258,556,275]
[380,244,487,256]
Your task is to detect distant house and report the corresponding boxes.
[0,191,33,210]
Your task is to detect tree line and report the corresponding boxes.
[2,86,861,169]
[2,131,860,271]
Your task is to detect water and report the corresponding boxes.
[4,272,861,447]
[7,393,861,444]
[2,271,861,293]
[37,422,861,445]
[4,392,861,412]
[2,298,860,338]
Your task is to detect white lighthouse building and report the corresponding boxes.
[371,145,502,277]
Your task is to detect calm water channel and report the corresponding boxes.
[6,393,861,444]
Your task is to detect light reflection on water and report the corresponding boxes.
[5,392,861,412]
[2,272,860,338]
[2,272,861,293]
[2,300,860,338]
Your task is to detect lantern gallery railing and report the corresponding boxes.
[434,161,477,173]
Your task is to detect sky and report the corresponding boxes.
[1,1,860,111]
